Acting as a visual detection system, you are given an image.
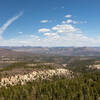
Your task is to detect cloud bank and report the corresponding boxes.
[0,13,99,47]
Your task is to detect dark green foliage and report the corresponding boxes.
[0,58,100,100]
[67,59,95,73]
[0,71,100,100]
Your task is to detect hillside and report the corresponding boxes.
[0,59,100,100]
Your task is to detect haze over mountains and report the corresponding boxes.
[0,46,100,56]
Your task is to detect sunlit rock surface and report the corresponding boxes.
[0,68,73,87]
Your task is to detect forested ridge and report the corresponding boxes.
[0,59,100,100]
[0,71,100,100]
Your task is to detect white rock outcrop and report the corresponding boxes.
[0,68,73,87]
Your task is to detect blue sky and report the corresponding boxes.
[0,0,100,46]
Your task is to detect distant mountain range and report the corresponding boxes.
[0,46,100,56]
[0,48,33,57]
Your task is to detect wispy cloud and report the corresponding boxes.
[18,32,23,34]
[40,20,49,23]
[0,11,23,38]
[38,28,51,33]
[65,14,72,18]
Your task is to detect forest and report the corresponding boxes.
[0,71,100,100]
[0,59,100,100]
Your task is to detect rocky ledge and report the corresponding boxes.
[0,68,73,87]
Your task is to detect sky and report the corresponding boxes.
[0,0,100,47]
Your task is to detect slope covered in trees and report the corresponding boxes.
[0,59,100,100]
[0,71,100,100]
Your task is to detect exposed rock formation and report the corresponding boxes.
[0,68,73,87]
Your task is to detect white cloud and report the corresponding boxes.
[52,24,80,34]
[18,32,23,34]
[62,19,87,25]
[38,28,50,33]
[40,20,49,23]
[44,33,51,36]
[44,32,59,37]
[44,32,60,41]
[66,19,73,24]
[62,19,78,24]
[0,12,23,38]
[65,14,72,18]
[0,36,2,40]
[36,17,97,46]
[0,31,100,47]
[0,13,98,47]
[0,35,42,46]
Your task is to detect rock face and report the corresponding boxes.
[0,68,73,87]
[89,64,100,70]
